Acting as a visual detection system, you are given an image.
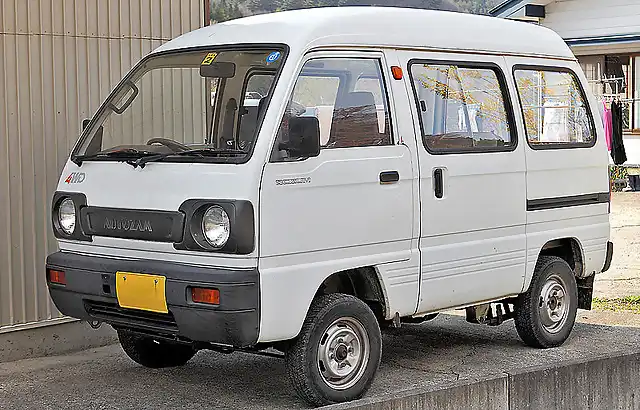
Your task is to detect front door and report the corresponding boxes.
[398,51,528,313]
[258,51,418,339]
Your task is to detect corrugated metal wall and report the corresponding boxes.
[0,0,204,331]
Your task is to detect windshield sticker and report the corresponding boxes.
[266,51,281,65]
[201,52,218,66]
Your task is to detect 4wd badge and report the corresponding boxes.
[65,172,85,184]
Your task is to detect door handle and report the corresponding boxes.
[433,168,444,198]
[380,171,400,184]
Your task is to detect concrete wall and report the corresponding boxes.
[0,320,116,363]
[0,0,204,331]
[328,351,640,410]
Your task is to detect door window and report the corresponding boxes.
[272,57,392,161]
[410,62,515,153]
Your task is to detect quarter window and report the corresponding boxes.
[273,57,392,161]
[410,63,514,153]
[514,68,595,148]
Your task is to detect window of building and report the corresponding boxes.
[579,54,640,132]
[514,68,595,148]
[409,62,515,153]
[272,58,392,160]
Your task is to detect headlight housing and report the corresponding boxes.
[58,198,77,235]
[176,199,254,254]
[51,192,90,241]
[202,205,230,248]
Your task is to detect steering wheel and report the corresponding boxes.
[146,138,190,152]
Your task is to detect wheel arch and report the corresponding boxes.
[524,237,585,293]
[314,266,389,323]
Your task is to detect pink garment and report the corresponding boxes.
[603,102,613,152]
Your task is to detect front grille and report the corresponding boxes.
[84,300,178,334]
[79,206,184,243]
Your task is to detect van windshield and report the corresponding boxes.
[72,48,285,165]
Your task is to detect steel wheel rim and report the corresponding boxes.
[317,317,370,390]
[538,274,570,334]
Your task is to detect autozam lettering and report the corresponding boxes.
[275,177,312,186]
[64,172,85,184]
[103,217,153,233]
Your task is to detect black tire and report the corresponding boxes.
[514,256,578,348]
[117,329,197,368]
[285,294,382,407]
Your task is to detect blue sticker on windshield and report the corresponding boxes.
[266,51,281,64]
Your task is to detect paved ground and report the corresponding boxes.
[2,314,640,410]
[594,192,640,300]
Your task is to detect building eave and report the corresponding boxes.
[566,34,640,47]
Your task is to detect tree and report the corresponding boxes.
[210,0,245,23]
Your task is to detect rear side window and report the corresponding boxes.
[514,68,595,148]
[409,62,515,153]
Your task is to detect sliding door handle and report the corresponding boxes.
[380,171,400,184]
[433,168,444,198]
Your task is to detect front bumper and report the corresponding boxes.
[45,252,259,347]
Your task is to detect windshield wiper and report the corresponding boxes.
[133,148,247,168]
[72,148,158,166]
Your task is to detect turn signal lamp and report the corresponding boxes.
[391,66,403,80]
[191,287,220,305]
[48,269,66,285]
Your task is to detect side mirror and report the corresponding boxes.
[82,118,90,130]
[282,117,321,159]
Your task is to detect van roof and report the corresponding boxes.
[154,7,574,60]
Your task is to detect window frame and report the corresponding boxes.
[235,68,278,146]
[407,59,518,155]
[512,64,597,151]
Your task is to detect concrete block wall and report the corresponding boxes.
[328,351,640,410]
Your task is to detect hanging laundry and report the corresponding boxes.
[610,100,627,165]
[603,101,613,151]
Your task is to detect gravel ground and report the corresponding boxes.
[594,192,640,300]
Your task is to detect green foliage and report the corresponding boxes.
[451,0,499,15]
[210,0,244,23]
[211,0,503,23]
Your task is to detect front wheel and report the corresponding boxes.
[514,256,578,348]
[118,329,197,368]
[285,294,382,407]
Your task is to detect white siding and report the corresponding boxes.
[0,0,204,330]
[543,0,640,39]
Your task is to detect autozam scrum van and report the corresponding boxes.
[46,7,614,406]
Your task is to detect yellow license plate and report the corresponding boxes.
[116,272,168,314]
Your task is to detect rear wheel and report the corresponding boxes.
[285,294,382,407]
[117,329,197,368]
[514,256,578,348]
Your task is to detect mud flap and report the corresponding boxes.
[577,274,595,310]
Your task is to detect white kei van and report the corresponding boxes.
[46,7,614,406]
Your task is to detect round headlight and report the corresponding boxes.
[58,198,76,235]
[202,206,230,248]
